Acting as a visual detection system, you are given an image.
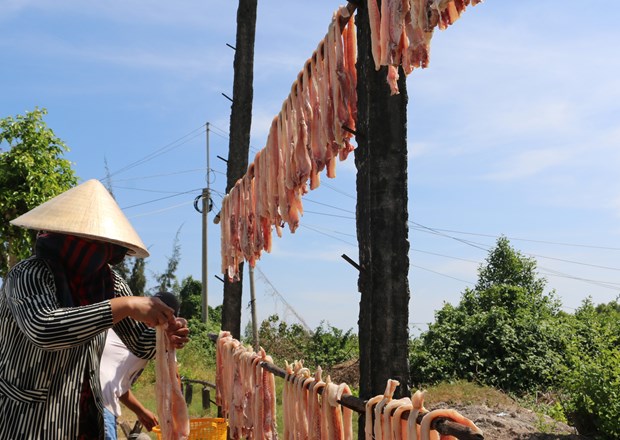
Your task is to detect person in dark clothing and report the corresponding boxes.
[0,179,189,439]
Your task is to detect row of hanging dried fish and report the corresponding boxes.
[220,0,484,281]
[220,6,357,281]
[371,0,483,95]
[282,360,354,440]
[365,379,483,440]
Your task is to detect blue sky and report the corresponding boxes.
[2,1,620,335]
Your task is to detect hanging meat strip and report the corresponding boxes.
[408,390,428,440]
[239,348,257,439]
[327,15,345,150]
[265,117,283,237]
[391,399,413,440]
[374,379,400,440]
[308,367,326,440]
[404,0,433,72]
[321,376,344,440]
[293,77,313,190]
[254,348,278,440]
[282,361,294,440]
[365,393,384,440]
[215,331,232,408]
[340,9,357,161]
[276,111,291,227]
[249,355,262,440]
[419,408,482,440]
[230,345,251,439]
[367,0,382,70]
[383,398,411,440]
[294,367,312,440]
[155,325,190,440]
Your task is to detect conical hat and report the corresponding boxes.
[10,179,149,258]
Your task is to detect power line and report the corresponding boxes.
[128,200,195,219]
[121,188,203,209]
[304,209,355,220]
[421,226,620,252]
[115,186,188,195]
[299,224,357,247]
[105,125,205,179]
[112,168,206,182]
[411,264,475,285]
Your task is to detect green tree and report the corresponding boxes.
[179,275,202,320]
[114,257,146,296]
[0,108,78,276]
[155,226,182,293]
[410,237,565,394]
[128,258,147,296]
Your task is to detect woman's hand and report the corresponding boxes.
[166,317,190,349]
[137,408,159,432]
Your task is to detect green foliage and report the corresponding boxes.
[179,314,222,373]
[306,321,358,371]
[113,257,147,296]
[0,108,77,276]
[256,314,358,372]
[257,314,311,365]
[128,258,147,296]
[179,275,203,320]
[560,298,620,438]
[409,237,565,394]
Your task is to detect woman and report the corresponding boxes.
[0,179,190,439]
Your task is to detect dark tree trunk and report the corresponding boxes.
[355,1,411,438]
[222,0,258,340]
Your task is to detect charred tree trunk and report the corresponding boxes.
[355,1,411,438]
[222,0,258,340]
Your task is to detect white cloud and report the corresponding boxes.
[483,147,570,182]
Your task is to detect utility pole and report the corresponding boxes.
[201,122,211,323]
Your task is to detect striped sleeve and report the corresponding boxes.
[5,258,114,351]
[111,271,157,360]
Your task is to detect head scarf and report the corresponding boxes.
[35,232,127,307]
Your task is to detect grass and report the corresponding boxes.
[422,380,517,409]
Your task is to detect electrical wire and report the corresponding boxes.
[128,200,195,219]
[105,125,206,179]
[111,168,206,182]
[121,188,203,209]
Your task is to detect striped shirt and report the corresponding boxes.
[0,257,156,439]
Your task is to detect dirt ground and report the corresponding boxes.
[436,402,589,440]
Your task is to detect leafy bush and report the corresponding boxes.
[409,237,565,394]
[560,299,620,439]
[306,322,358,370]
[255,314,358,372]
